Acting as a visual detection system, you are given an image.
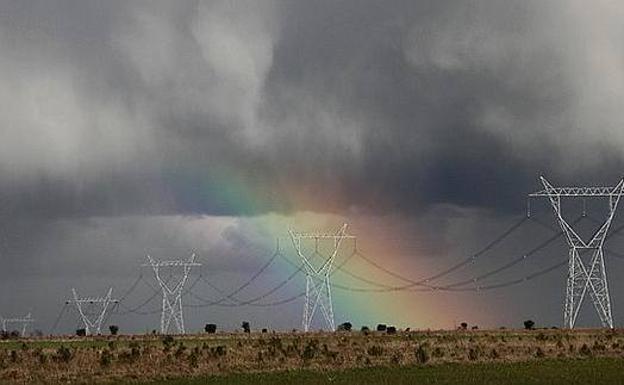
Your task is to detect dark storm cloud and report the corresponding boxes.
[1,0,623,219]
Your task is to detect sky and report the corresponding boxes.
[1,0,624,334]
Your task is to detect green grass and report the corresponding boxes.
[131,358,624,385]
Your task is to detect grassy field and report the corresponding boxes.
[0,329,623,384]
[134,358,624,385]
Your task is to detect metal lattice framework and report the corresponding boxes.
[1,313,34,336]
[289,224,354,332]
[530,176,624,328]
[144,254,200,334]
[67,288,118,335]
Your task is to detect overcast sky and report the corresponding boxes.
[1,0,624,334]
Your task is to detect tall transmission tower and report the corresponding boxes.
[144,254,200,334]
[67,288,118,335]
[1,313,34,336]
[289,224,354,332]
[530,176,624,329]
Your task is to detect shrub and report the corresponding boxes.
[361,326,370,334]
[524,320,535,330]
[460,322,468,330]
[210,345,226,358]
[337,322,353,332]
[99,349,112,367]
[242,321,251,333]
[376,324,387,332]
[188,351,199,368]
[162,335,175,351]
[55,346,72,363]
[262,328,268,333]
[579,344,592,356]
[175,343,186,359]
[35,349,47,365]
[204,324,217,334]
[535,347,545,358]
[109,325,119,335]
[302,340,319,360]
[432,347,445,358]
[386,326,397,335]
[367,345,384,356]
[415,345,429,364]
[76,328,86,337]
[468,347,479,361]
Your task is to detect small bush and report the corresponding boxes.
[535,347,545,358]
[301,339,319,361]
[188,351,199,368]
[386,326,397,335]
[367,345,384,356]
[579,344,592,356]
[415,345,429,364]
[109,325,119,335]
[100,349,113,367]
[376,324,387,332]
[204,324,217,334]
[162,335,175,347]
[76,328,86,337]
[524,320,535,330]
[54,346,72,363]
[337,322,352,332]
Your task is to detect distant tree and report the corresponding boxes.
[471,325,479,330]
[337,322,352,332]
[109,325,119,335]
[261,328,268,333]
[386,326,397,335]
[524,320,535,330]
[460,322,468,330]
[242,321,250,333]
[9,330,19,339]
[361,326,370,333]
[76,328,87,337]
[376,324,387,332]
[205,324,217,334]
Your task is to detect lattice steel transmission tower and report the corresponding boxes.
[67,288,118,335]
[289,224,354,332]
[144,254,200,334]
[1,313,34,336]
[530,176,624,329]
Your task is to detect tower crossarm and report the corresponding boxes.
[142,261,201,267]
[1,315,34,323]
[67,298,119,303]
[529,186,621,197]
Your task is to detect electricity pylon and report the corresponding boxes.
[67,288,118,335]
[289,224,354,332]
[1,313,34,336]
[530,176,624,329]
[144,254,200,334]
